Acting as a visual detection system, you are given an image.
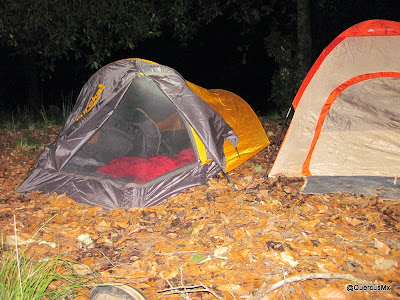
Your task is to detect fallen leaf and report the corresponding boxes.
[95,220,112,232]
[96,236,112,244]
[191,253,208,263]
[317,286,347,299]
[159,266,179,280]
[373,257,398,270]
[216,283,246,295]
[38,240,57,248]
[274,251,299,267]
[5,235,35,246]
[243,175,253,183]
[254,165,265,173]
[216,283,242,292]
[73,263,92,276]
[115,221,129,228]
[266,241,285,252]
[374,238,391,255]
[213,246,230,259]
[345,217,364,226]
[78,234,93,246]
[192,222,206,235]
[316,204,329,213]
[74,295,89,300]
[114,236,132,246]
[220,212,230,224]
[257,189,269,198]
[81,256,95,268]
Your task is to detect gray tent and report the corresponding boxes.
[17,59,269,209]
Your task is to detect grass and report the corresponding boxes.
[0,216,98,300]
[0,95,74,134]
[17,132,44,151]
[0,252,90,300]
[0,96,74,150]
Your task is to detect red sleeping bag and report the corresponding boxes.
[97,148,196,183]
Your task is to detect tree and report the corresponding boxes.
[0,0,162,73]
[0,0,163,106]
[0,0,314,112]
[263,0,301,113]
[297,0,312,81]
[0,0,227,106]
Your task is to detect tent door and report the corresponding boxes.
[62,75,198,185]
[305,77,400,177]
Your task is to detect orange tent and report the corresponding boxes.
[269,20,400,198]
